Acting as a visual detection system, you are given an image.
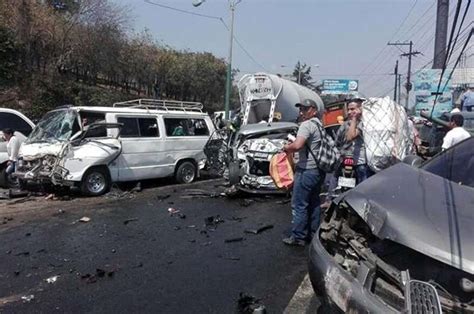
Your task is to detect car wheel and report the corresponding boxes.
[175,161,196,184]
[81,167,111,196]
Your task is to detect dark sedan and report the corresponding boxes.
[309,137,474,313]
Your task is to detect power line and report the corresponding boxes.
[357,0,420,76]
[143,0,268,72]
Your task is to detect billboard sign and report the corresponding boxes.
[322,79,359,94]
[414,69,453,117]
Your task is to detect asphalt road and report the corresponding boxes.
[0,179,314,313]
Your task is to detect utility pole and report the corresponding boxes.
[388,41,421,108]
[433,0,449,69]
[398,74,402,105]
[393,60,399,102]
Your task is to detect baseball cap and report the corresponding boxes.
[295,99,318,108]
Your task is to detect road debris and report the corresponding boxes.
[123,218,139,225]
[218,255,241,261]
[179,188,225,199]
[225,237,245,243]
[200,241,212,246]
[168,207,180,215]
[45,275,59,284]
[15,251,30,257]
[79,217,91,223]
[156,194,170,201]
[204,215,225,230]
[21,295,35,302]
[230,216,247,222]
[173,226,181,231]
[244,224,274,235]
[2,217,13,224]
[239,199,254,207]
[237,292,266,314]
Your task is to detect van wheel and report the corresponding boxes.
[81,167,111,196]
[175,161,196,184]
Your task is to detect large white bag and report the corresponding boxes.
[362,97,415,172]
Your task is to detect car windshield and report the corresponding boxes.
[27,109,79,143]
[422,137,474,188]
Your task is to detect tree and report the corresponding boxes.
[292,61,314,88]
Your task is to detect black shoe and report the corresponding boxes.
[282,236,305,247]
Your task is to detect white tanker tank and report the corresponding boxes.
[238,72,324,125]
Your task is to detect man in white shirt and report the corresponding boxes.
[2,128,21,174]
[442,115,471,150]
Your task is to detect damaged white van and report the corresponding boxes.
[15,99,215,196]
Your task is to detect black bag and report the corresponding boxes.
[306,119,340,173]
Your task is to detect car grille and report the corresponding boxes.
[409,280,441,314]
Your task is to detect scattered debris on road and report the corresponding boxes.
[204,215,225,230]
[168,207,180,215]
[224,237,245,243]
[237,292,266,314]
[244,225,274,235]
[179,188,225,199]
[79,217,91,223]
[123,218,139,225]
[21,295,35,303]
[2,217,13,224]
[156,194,171,201]
[45,275,59,284]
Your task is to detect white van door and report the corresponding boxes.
[161,116,212,168]
[115,116,170,181]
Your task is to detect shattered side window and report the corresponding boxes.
[422,137,474,188]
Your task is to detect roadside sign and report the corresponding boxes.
[322,79,358,94]
[414,69,453,117]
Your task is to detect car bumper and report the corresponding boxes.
[308,232,397,313]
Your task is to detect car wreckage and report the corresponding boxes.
[309,137,474,313]
[204,122,298,193]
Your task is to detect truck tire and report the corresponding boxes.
[175,161,196,184]
[81,167,111,196]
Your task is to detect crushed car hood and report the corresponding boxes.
[20,142,65,160]
[338,163,474,275]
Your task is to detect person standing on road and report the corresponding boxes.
[2,128,20,175]
[442,114,471,150]
[282,99,325,247]
[336,99,373,184]
[461,86,474,112]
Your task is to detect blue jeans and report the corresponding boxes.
[354,164,374,184]
[291,167,325,241]
[6,162,15,175]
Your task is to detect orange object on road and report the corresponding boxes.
[269,152,295,190]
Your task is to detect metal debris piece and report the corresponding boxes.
[244,224,274,235]
[230,216,247,222]
[123,218,138,225]
[178,213,186,219]
[79,217,91,223]
[168,207,180,215]
[225,237,245,243]
[200,241,212,246]
[15,251,30,256]
[21,295,35,302]
[46,275,59,284]
[173,226,181,231]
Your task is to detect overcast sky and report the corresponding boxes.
[113,0,473,102]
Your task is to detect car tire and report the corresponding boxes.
[175,161,196,184]
[80,167,111,196]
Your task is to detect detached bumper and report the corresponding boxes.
[308,232,397,313]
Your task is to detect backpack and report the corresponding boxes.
[307,119,340,173]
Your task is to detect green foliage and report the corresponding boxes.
[0,0,235,118]
[0,27,18,86]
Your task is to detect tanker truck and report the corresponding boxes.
[237,72,324,125]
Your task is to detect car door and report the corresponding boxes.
[115,115,167,181]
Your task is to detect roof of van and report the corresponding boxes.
[57,106,210,116]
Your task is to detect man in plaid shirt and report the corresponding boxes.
[282,99,325,247]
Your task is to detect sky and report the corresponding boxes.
[112,0,473,104]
